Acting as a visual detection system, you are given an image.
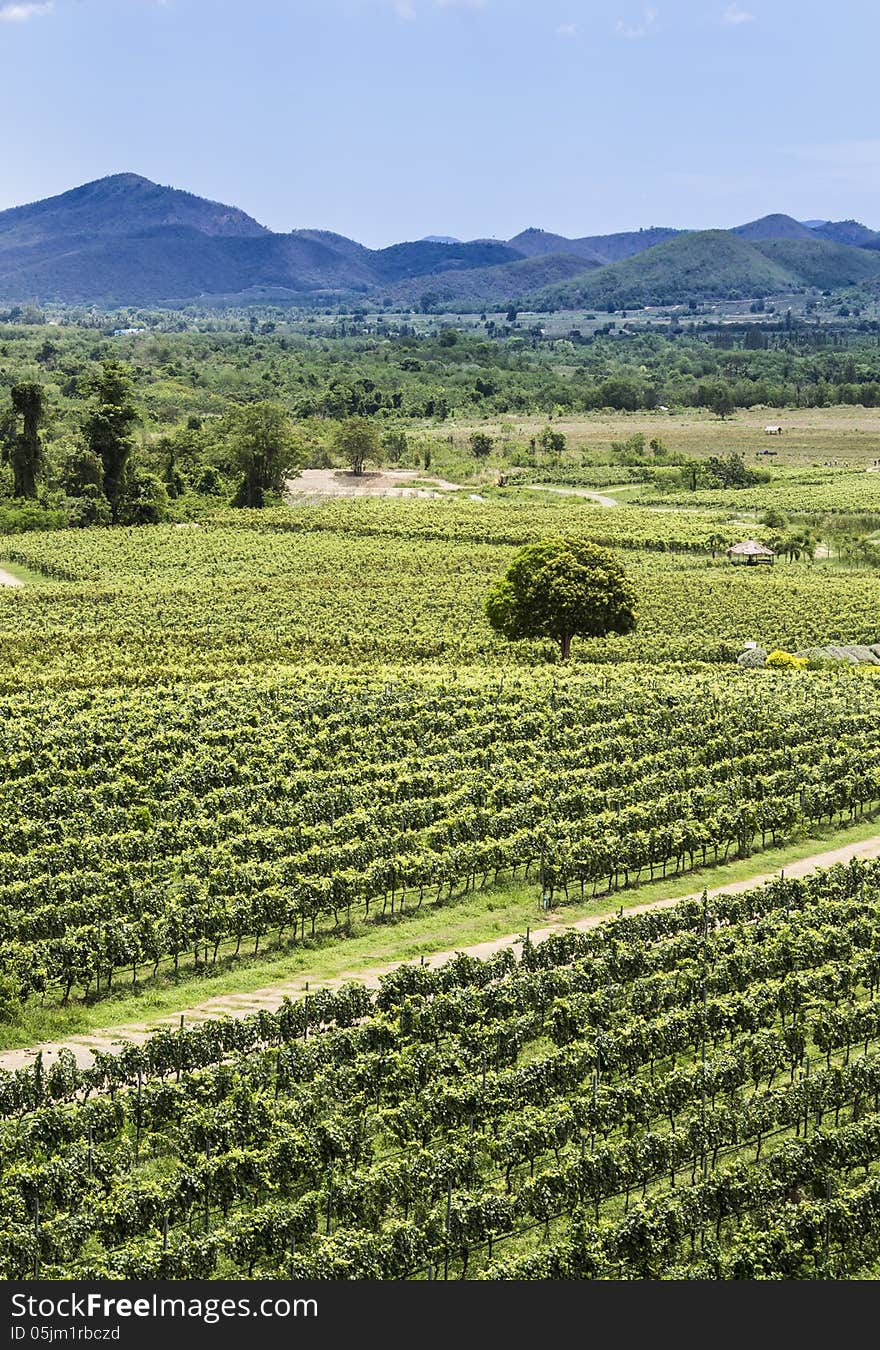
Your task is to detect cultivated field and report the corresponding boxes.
[5,417,880,1280]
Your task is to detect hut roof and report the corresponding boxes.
[726,539,775,558]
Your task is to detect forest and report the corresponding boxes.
[3,310,880,533]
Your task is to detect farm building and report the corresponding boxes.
[727,540,775,566]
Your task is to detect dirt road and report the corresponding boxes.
[3,832,880,1073]
[525,484,621,508]
[0,569,23,587]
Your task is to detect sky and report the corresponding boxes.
[1,0,879,247]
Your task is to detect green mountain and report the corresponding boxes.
[1,174,879,308]
[527,231,796,309]
[0,176,522,305]
[527,230,880,310]
[751,238,880,288]
[733,213,816,241]
[812,219,880,248]
[380,252,595,310]
[507,225,680,264]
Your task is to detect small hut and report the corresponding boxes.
[726,539,775,567]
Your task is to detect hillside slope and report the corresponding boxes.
[527,230,800,309]
[380,252,593,310]
[752,237,880,288]
[1,174,878,307]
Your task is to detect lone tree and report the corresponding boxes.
[5,381,47,498]
[82,362,138,523]
[334,416,380,477]
[485,537,636,661]
[227,401,305,508]
[469,431,494,459]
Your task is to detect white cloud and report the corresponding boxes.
[0,2,54,20]
[388,0,485,15]
[557,22,577,38]
[615,6,657,39]
[721,4,754,23]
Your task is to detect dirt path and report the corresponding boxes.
[285,469,469,499]
[0,569,23,587]
[4,832,880,1073]
[525,484,620,508]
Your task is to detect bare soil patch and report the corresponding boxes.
[286,469,467,499]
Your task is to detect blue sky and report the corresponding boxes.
[1,0,878,246]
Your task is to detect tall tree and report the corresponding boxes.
[82,362,138,523]
[333,417,380,477]
[485,537,636,661]
[6,381,46,499]
[227,401,305,508]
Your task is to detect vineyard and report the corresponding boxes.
[3,510,880,684]
[1,667,880,1016]
[3,490,880,1283]
[4,859,880,1279]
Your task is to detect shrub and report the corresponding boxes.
[765,649,809,670]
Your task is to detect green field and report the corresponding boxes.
[5,859,880,1279]
[5,314,880,1279]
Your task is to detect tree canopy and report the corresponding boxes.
[81,361,138,523]
[485,537,637,660]
[226,401,305,508]
[333,417,381,477]
[6,381,47,499]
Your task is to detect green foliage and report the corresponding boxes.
[225,401,305,508]
[333,417,381,477]
[81,361,138,523]
[765,649,809,669]
[485,537,637,659]
[61,446,104,496]
[538,426,566,455]
[530,230,880,311]
[66,485,111,528]
[6,381,46,499]
[469,431,494,459]
[118,469,170,526]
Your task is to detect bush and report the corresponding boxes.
[765,649,809,670]
[0,501,68,534]
[0,971,20,1025]
[195,466,224,495]
[119,470,169,526]
[66,485,111,527]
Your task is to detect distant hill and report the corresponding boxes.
[0,174,878,308]
[733,213,817,241]
[507,228,605,263]
[380,253,595,310]
[507,225,680,265]
[578,226,683,263]
[528,231,798,310]
[0,173,268,246]
[0,177,523,304]
[751,238,880,288]
[527,230,880,310]
[811,219,880,249]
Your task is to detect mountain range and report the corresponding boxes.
[1,174,879,311]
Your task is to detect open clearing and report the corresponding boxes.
[442,405,880,467]
[286,468,467,498]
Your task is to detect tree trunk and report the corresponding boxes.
[559,633,572,661]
